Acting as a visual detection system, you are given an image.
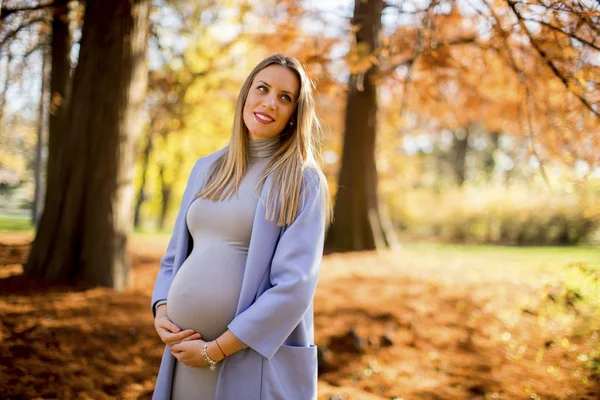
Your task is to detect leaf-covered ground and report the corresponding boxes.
[0,233,598,399]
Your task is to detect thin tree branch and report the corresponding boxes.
[378,35,477,81]
[524,83,552,189]
[0,16,47,48]
[558,0,600,36]
[506,0,599,118]
[398,0,437,115]
[519,17,600,51]
[1,0,70,20]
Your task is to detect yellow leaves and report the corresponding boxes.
[347,41,374,75]
[421,46,454,68]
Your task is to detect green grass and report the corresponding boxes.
[404,241,599,268]
[0,215,174,237]
[0,216,34,232]
[401,242,600,312]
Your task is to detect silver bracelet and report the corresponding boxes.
[201,342,218,371]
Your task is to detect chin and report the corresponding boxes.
[249,129,280,140]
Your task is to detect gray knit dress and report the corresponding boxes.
[165,136,279,400]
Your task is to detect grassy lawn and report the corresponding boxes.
[399,242,599,311]
[0,215,173,237]
[0,215,34,232]
[401,242,599,282]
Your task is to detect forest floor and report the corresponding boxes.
[0,232,598,399]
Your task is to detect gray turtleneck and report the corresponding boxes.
[162,135,280,400]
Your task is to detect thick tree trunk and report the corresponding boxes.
[134,132,153,228]
[24,0,151,290]
[46,2,72,190]
[325,0,398,252]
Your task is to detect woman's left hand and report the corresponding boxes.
[169,340,209,368]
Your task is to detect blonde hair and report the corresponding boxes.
[196,54,332,227]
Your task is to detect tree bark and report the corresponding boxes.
[33,43,50,226]
[46,2,72,192]
[324,0,399,252]
[24,0,151,290]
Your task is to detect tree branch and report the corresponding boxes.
[1,0,70,20]
[506,0,599,118]
[519,17,600,51]
[0,16,48,49]
[398,0,437,115]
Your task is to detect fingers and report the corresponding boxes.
[179,332,202,342]
[154,316,202,346]
[163,329,193,345]
[158,317,182,334]
[162,329,199,346]
[170,344,183,353]
[170,341,188,353]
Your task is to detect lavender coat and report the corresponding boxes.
[150,149,326,400]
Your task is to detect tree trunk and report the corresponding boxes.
[484,132,500,182]
[158,163,172,231]
[157,153,183,231]
[453,127,470,186]
[134,132,153,228]
[0,52,12,125]
[33,43,50,226]
[24,0,151,290]
[324,0,399,252]
[46,2,72,191]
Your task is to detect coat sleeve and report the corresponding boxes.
[150,159,202,317]
[227,171,326,359]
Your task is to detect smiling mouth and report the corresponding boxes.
[254,112,275,123]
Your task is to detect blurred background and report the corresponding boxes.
[1,0,599,247]
[0,0,599,399]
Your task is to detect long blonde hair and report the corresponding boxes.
[196,54,332,227]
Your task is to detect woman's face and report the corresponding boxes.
[243,64,300,140]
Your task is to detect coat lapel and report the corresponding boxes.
[235,176,282,316]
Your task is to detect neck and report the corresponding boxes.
[248,135,280,159]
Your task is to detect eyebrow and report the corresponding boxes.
[257,80,297,98]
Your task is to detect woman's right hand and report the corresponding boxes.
[154,304,201,346]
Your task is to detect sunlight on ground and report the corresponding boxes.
[0,233,598,399]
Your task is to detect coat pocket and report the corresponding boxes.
[261,344,317,400]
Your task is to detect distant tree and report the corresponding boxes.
[325,0,399,252]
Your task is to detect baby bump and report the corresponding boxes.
[167,243,247,340]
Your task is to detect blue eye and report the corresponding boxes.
[257,85,268,92]
[281,94,291,102]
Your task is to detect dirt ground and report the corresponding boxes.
[0,233,598,399]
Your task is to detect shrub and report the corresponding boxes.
[389,185,600,245]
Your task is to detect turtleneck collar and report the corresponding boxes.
[248,135,281,159]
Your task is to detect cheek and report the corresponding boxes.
[242,100,252,116]
[281,106,294,122]
[243,93,258,113]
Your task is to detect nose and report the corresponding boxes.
[262,94,276,109]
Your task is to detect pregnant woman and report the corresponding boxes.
[150,54,331,400]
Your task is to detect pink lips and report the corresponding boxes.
[254,112,275,124]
